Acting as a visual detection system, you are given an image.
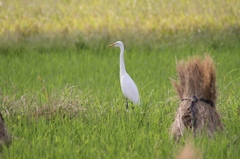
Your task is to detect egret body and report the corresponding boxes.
[108,41,140,110]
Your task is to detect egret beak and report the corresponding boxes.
[108,43,115,47]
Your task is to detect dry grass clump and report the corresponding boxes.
[1,85,88,120]
[171,55,223,141]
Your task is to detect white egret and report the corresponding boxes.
[108,41,140,110]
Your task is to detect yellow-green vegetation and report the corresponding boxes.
[1,0,240,46]
[0,0,239,159]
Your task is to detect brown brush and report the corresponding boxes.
[171,55,223,141]
[0,112,11,149]
[176,142,201,159]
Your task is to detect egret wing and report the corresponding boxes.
[120,74,140,105]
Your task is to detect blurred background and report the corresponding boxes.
[0,0,239,50]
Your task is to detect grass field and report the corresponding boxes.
[0,0,240,158]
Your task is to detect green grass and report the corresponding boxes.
[0,44,239,159]
[0,0,240,158]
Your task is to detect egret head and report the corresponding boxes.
[108,41,123,48]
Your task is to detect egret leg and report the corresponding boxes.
[125,98,128,110]
[131,105,134,111]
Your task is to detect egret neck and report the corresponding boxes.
[119,44,127,78]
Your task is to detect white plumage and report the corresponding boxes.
[108,41,140,109]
